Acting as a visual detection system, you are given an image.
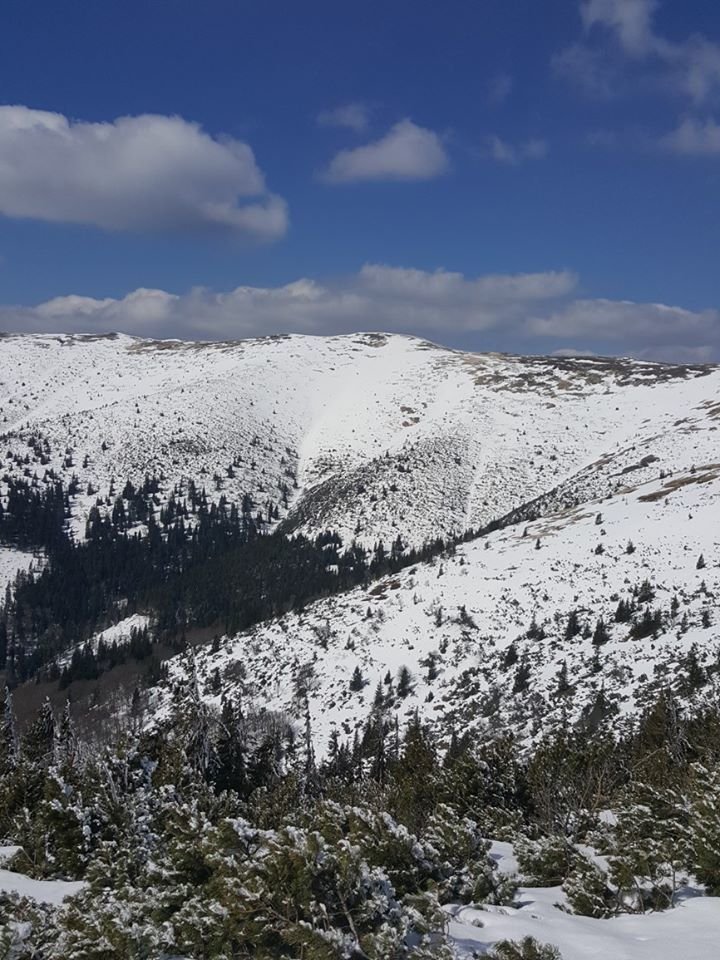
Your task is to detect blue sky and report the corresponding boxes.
[1,0,720,359]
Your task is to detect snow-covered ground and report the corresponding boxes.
[1,332,717,553]
[5,333,720,738]
[3,329,717,748]
[0,546,41,596]
[55,612,152,668]
[0,848,84,906]
[1,840,717,958]
[448,887,720,959]
[161,433,720,752]
[4,332,720,958]
[445,840,720,959]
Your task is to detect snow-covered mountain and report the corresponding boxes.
[0,331,715,556]
[166,442,720,753]
[2,330,719,748]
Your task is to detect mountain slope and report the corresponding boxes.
[163,447,720,752]
[2,330,719,744]
[0,331,715,557]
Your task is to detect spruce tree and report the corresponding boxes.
[0,687,18,774]
[23,697,55,765]
[397,665,414,698]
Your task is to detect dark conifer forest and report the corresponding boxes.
[0,474,456,685]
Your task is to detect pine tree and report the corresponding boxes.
[302,698,319,796]
[555,661,572,696]
[614,599,631,623]
[490,936,562,959]
[637,579,654,604]
[213,698,246,796]
[689,763,720,895]
[685,645,705,692]
[592,618,610,647]
[564,610,580,640]
[0,687,19,774]
[23,697,55,765]
[397,665,415,698]
[563,853,614,917]
[608,781,690,912]
[512,659,531,694]
[54,700,78,767]
[389,714,438,834]
[502,642,519,669]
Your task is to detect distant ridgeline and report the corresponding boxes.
[0,473,466,686]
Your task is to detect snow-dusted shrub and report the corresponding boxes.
[490,935,562,959]
[514,834,578,887]
[562,852,615,918]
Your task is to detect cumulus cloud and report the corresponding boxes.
[0,105,288,240]
[551,347,598,358]
[581,0,658,57]
[555,0,720,104]
[487,74,513,106]
[527,298,720,356]
[661,116,720,154]
[485,135,549,165]
[322,120,449,183]
[316,103,370,132]
[2,265,717,361]
[635,344,717,363]
[358,265,574,302]
[0,263,720,362]
[0,266,574,341]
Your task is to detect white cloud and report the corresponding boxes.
[635,344,717,363]
[556,0,720,104]
[527,298,719,349]
[585,128,618,148]
[581,0,658,57]
[661,116,720,154]
[316,103,370,132]
[322,120,449,183]
[487,74,513,106]
[2,268,716,361]
[488,136,517,164]
[524,139,550,159]
[0,266,574,340]
[358,264,574,302]
[551,347,598,358]
[486,135,549,165]
[0,105,288,240]
[553,44,620,99]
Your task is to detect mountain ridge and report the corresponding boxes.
[0,330,718,751]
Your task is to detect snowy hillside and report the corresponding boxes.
[0,331,716,565]
[164,408,720,753]
[2,329,719,743]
